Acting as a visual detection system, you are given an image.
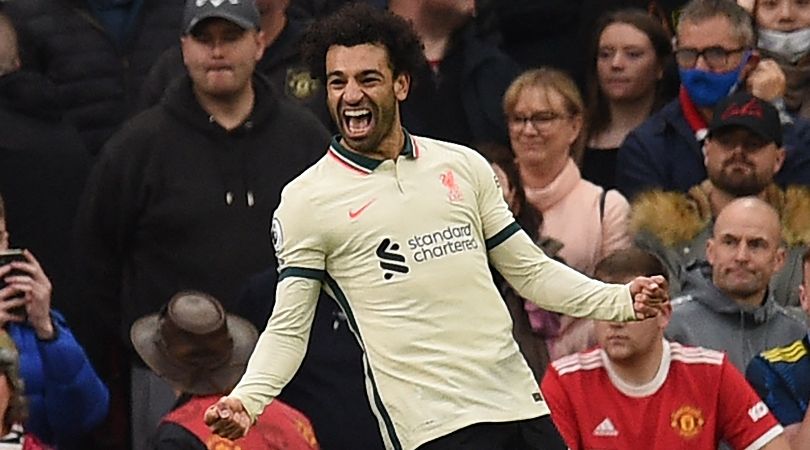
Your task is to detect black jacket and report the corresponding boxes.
[75,73,330,346]
[4,0,184,155]
[0,70,90,322]
[401,24,520,147]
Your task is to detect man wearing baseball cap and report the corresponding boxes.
[632,91,810,311]
[140,0,331,127]
[74,0,329,448]
[708,91,783,147]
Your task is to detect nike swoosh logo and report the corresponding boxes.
[348,198,376,219]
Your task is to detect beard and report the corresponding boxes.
[711,161,769,197]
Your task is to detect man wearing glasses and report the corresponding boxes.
[616,0,810,200]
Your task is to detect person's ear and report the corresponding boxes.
[706,238,716,265]
[568,114,583,146]
[704,139,713,167]
[741,50,761,81]
[394,72,410,102]
[254,30,266,61]
[180,36,191,66]
[773,246,786,273]
[772,146,786,174]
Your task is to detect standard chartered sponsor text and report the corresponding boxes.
[407,223,479,263]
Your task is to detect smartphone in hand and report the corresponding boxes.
[0,249,29,317]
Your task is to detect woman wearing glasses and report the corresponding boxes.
[502,68,632,361]
[582,9,675,190]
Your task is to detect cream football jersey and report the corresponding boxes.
[231,131,636,450]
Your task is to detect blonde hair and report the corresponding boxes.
[0,332,27,430]
[503,67,587,162]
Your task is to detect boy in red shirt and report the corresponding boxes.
[542,247,790,450]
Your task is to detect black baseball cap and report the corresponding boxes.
[708,92,782,147]
[182,0,261,35]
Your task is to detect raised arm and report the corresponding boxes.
[206,275,320,438]
[468,149,667,321]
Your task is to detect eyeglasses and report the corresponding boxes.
[674,46,747,70]
[508,111,569,132]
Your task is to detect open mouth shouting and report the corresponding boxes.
[342,107,375,140]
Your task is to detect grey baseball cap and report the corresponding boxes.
[182,0,261,35]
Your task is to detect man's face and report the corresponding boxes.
[707,204,785,303]
[704,127,785,196]
[756,0,810,32]
[595,317,664,363]
[676,16,748,73]
[325,43,409,155]
[594,272,670,364]
[181,18,264,99]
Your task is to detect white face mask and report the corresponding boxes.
[758,27,810,63]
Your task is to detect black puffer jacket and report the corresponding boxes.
[4,0,184,155]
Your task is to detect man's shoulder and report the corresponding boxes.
[768,303,808,334]
[257,86,329,139]
[99,105,172,158]
[670,293,705,313]
[413,134,477,156]
[277,155,332,203]
[549,348,606,377]
[668,341,726,367]
[667,294,714,335]
[413,134,491,171]
[758,338,808,365]
[626,99,686,141]
[784,114,810,142]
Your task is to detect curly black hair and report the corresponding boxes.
[300,3,425,80]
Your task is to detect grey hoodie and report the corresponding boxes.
[666,262,806,372]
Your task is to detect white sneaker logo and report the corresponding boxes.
[196,0,240,7]
[593,417,618,437]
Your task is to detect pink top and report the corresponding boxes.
[523,158,631,360]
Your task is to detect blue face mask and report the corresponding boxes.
[679,53,750,107]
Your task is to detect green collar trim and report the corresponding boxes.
[328,129,418,174]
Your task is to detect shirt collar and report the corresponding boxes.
[328,129,419,174]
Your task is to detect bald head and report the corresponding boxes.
[715,197,782,242]
[0,12,20,76]
[707,197,785,307]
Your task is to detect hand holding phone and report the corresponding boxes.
[0,249,30,322]
[0,249,54,338]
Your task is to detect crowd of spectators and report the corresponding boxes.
[1,0,810,448]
